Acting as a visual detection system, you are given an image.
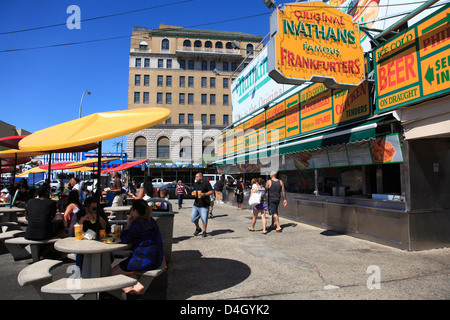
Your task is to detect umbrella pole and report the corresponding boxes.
[12,153,17,188]
[96,141,102,239]
[47,153,52,185]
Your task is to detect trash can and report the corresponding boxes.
[149,198,174,264]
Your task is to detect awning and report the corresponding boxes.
[215,115,391,165]
[102,158,147,173]
[278,116,383,155]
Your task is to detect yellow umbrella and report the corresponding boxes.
[16,166,47,177]
[19,108,170,152]
[18,107,171,231]
[67,166,99,172]
[66,157,120,167]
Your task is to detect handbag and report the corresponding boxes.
[248,192,261,207]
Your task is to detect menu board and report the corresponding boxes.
[346,141,373,166]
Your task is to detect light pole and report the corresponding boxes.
[78,90,91,162]
[79,90,91,119]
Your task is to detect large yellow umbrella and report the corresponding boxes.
[66,157,119,167]
[19,107,171,230]
[16,166,47,177]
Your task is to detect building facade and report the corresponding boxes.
[126,24,263,183]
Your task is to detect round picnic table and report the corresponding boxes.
[104,205,131,220]
[54,237,130,278]
[0,207,25,223]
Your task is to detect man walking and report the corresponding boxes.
[191,172,214,237]
[266,171,287,232]
[111,172,123,207]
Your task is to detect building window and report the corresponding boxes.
[223,114,229,125]
[166,75,172,87]
[246,43,254,56]
[139,41,148,50]
[231,62,237,71]
[205,41,212,51]
[144,58,150,68]
[157,75,163,86]
[180,137,192,159]
[223,94,229,106]
[165,117,171,124]
[203,138,215,158]
[134,137,147,158]
[210,94,216,105]
[188,93,194,104]
[202,61,207,71]
[144,75,149,86]
[210,77,215,88]
[143,92,149,103]
[167,59,172,69]
[201,114,207,125]
[215,41,223,52]
[161,39,170,51]
[223,62,229,71]
[179,76,185,87]
[135,75,141,86]
[157,137,170,159]
[183,39,191,50]
[194,40,202,50]
[157,92,163,104]
[179,93,185,104]
[134,92,140,103]
[188,76,194,87]
[210,61,215,71]
[201,94,207,105]
[201,77,207,88]
[180,60,186,70]
[179,114,185,124]
[223,78,229,88]
[188,114,194,125]
[188,60,194,70]
[166,93,172,104]
[135,58,141,68]
[158,59,164,68]
[210,114,216,125]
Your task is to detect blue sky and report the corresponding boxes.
[0,0,288,153]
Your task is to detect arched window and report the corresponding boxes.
[246,43,254,56]
[225,42,233,52]
[179,137,192,159]
[203,138,215,162]
[183,40,191,50]
[157,137,170,159]
[161,39,170,51]
[134,137,147,158]
[205,40,212,52]
[139,41,148,50]
[194,40,202,51]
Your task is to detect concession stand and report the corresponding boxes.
[215,2,450,250]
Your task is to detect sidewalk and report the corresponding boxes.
[0,199,448,301]
[166,199,449,300]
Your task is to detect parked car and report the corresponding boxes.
[34,179,62,192]
[157,182,194,199]
[152,178,173,188]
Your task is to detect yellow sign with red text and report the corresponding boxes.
[268,2,365,89]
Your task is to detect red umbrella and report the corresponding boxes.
[0,135,28,149]
[0,157,31,167]
[102,159,147,173]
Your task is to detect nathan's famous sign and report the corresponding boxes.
[268,2,365,89]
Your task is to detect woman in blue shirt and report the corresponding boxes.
[111,199,163,295]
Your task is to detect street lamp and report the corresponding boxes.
[264,0,276,9]
[79,90,91,118]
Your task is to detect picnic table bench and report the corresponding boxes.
[5,237,60,262]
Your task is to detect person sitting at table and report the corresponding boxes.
[127,177,156,202]
[15,183,31,208]
[0,188,11,204]
[68,196,109,236]
[156,189,169,210]
[63,190,81,232]
[111,199,163,296]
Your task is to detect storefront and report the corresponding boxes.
[216,3,450,250]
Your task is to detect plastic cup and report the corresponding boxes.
[74,224,83,240]
[99,229,106,239]
[114,225,121,240]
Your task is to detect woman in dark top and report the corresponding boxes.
[111,199,163,295]
[235,176,244,210]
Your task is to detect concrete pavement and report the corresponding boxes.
[0,198,448,301]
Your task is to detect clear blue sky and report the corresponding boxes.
[0,0,291,153]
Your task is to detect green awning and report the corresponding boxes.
[278,116,386,155]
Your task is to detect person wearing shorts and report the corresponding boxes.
[191,172,214,237]
[266,171,287,232]
[248,178,268,234]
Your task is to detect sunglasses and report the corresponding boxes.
[90,207,98,211]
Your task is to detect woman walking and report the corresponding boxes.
[176,180,187,209]
[248,178,267,234]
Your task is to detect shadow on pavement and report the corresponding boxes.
[166,250,251,300]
